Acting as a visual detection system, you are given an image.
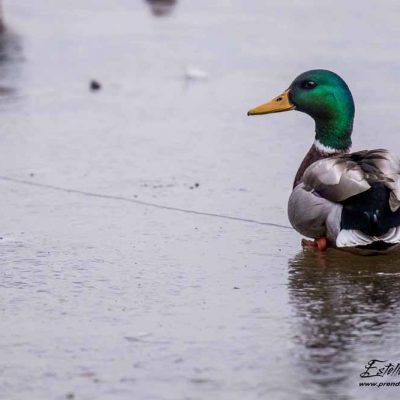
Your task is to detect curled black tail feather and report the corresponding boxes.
[341,183,400,236]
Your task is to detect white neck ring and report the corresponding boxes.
[313,139,347,154]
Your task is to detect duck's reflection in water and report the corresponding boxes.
[145,0,178,17]
[288,249,400,396]
[0,2,4,33]
[0,24,23,97]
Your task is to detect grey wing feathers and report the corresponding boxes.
[288,183,341,240]
[302,149,400,207]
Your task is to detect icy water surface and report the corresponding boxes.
[1,1,400,399]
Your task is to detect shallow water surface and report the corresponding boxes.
[1,1,400,399]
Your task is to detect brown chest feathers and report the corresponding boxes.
[293,144,349,188]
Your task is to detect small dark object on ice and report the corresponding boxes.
[146,0,177,16]
[90,80,101,91]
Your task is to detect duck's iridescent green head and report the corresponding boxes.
[248,69,355,151]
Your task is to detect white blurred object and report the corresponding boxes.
[184,66,208,81]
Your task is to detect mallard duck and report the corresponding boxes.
[248,69,400,255]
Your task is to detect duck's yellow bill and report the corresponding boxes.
[247,90,295,116]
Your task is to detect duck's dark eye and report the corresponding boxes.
[301,80,317,89]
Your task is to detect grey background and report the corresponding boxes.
[1,1,400,399]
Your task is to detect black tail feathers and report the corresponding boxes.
[341,183,400,236]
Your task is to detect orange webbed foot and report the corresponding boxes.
[301,237,328,251]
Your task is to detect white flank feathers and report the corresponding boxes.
[336,227,400,247]
[336,229,374,247]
